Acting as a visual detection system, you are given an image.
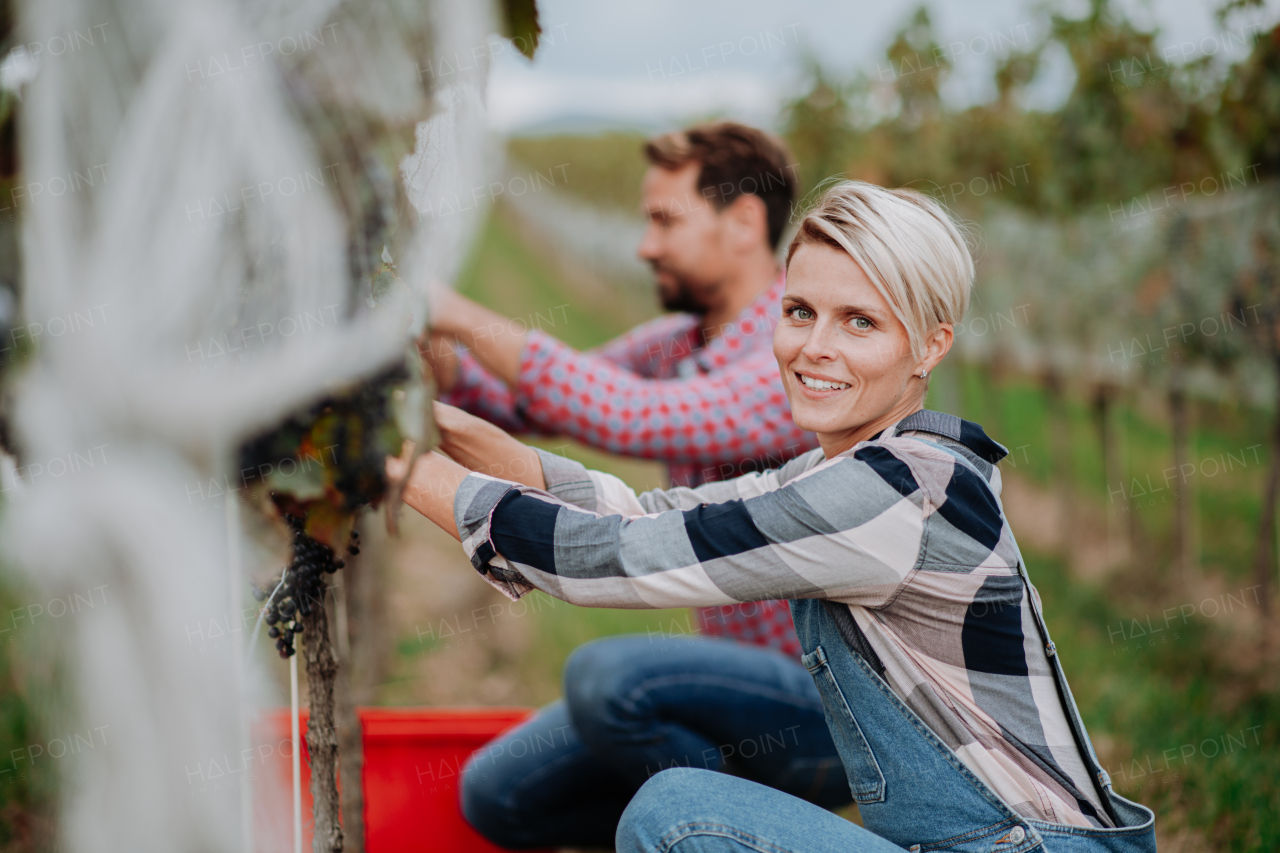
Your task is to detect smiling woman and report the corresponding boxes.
[389,181,1157,853]
[776,183,971,456]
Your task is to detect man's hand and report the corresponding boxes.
[417,332,460,392]
[428,289,527,387]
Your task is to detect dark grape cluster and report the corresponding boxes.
[237,363,409,513]
[252,516,358,658]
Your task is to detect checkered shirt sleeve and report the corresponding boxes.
[454,440,929,609]
[591,313,701,377]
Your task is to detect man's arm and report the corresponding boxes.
[428,291,694,434]
[511,333,817,467]
[432,290,818,468]
[431,291,525,386]
[592,313,699,373]
[431,291,691,382]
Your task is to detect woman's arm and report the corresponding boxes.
[387,450,471,541]
[391,402,713,530]
[390,413,931,613]
[447,442,932,610]
[386,401,546,539]
[535,444,824,518]
[433,401,545,489]
[427,400,817,516]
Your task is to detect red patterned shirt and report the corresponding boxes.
[441,274,815,655]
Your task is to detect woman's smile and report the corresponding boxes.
[795,370,852,394]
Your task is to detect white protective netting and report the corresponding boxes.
[1,0,496,849]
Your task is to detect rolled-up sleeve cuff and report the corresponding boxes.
[453,473,535,601]
[533,448,598,510]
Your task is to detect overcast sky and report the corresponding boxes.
[487,0,1279,135]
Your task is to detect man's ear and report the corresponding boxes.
[724,193,770,251]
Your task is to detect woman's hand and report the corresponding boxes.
[385,446,469,541]
[432,401,546,490]
[386,403,548,540]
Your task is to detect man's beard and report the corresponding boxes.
[656,270,711,315]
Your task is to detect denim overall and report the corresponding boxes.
[789,439,1157,852]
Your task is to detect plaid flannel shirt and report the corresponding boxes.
[442,275,815,655]
[453,410,1113,829]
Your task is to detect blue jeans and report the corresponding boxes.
[616,598,1157,852]
[460,634,852,849]
[618,768,904,853]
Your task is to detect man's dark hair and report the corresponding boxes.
[643,121,798,250]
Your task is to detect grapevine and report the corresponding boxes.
[236,270,431,853]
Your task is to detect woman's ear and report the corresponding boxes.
[917,323,954,375]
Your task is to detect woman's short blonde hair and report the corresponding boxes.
[786,181,974,360]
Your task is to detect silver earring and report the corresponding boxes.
[919,369,929,379]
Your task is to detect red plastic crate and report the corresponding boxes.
[252,706,544,853]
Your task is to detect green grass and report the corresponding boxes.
[453,202,645,351]
[0,575,58,852]
[1031,550,1278,850]
[508,132,650,216]
[930,364,1273,581]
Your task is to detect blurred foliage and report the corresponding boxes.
[1219,19,1280,177]
[237,361,410,547]
[781,0,1279,216]
[0,578,58,853]
[499,0,542,60]
[508,132,650,214]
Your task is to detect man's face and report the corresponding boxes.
[636,163,730,315]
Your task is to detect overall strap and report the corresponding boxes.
[1011,554,1121,825]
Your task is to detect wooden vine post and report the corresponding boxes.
[303,578,343,853]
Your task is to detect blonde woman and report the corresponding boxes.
[391,181,1157,852]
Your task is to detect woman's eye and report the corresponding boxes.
[851,317,872,330]
[788,307,814,321]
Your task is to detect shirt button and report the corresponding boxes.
[1008,826,1026,844]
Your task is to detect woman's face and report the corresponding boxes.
[774,241,949,456]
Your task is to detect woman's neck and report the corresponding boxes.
[817,397,926,459]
